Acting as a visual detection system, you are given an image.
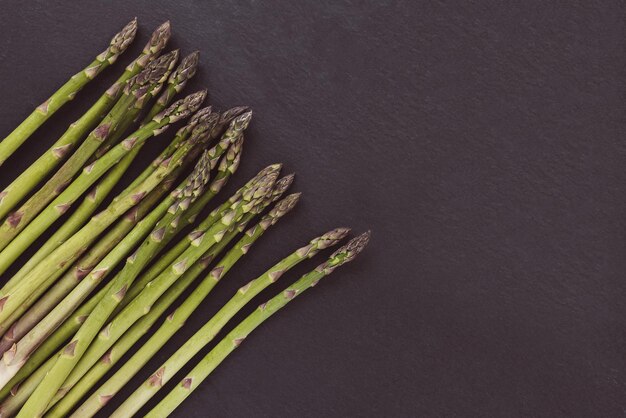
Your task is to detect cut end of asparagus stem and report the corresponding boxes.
[318,231,371,272]
[143,21,172,55]
[107,18,138,58]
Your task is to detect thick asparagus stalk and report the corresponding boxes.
[0,19,138,168]
[109,226,350,418]
[16,163,274,417]
[60,193,300,417]
[0,116,244,400]
[0,91,206,328]
[144,232,371,418]
[0,51,180,274]
[0,21,171,221]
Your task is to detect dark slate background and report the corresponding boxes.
[0,1,624,417]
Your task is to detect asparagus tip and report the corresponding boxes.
[108,18,138,56]
[329,231,371,265]
[219,106,251,125]
[145,21,172,54]
[171,51,200,84]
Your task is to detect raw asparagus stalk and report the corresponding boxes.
[0,21,171,221]
[0,115,244,399]
[0,19,138,168]
[60,193,300,417]
[109,226,350,418]
[17,163,275,417]
[0,91,206,328]
[144,232,370,418]
[0,51,179,274]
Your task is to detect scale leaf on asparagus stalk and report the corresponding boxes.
[0,19,138,167]
[0,21,172,221]
[143,232,371,418]
[0,91,206,329]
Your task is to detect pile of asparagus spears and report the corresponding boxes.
[0,19,369,417]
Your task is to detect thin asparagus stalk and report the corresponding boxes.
[61,193,300,417]
[0,91,206,328]
[0,110,216,375]
[0,19,138,168]
[0,114,244,400]
[109,226,350,418]
[144,232,371,418]
[17,163,274,417]
[8,50,200,285]
[0,21,171,221]
[0,52,179,274]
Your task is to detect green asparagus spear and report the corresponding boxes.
[0,19,138,167]
[143,232,371,418]
[110,227,352,418]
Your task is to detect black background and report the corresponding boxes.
[0,1,624,417]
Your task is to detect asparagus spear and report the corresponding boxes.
[108,226,351,418]
[0,91,206,327]
[0,51,180,273]
[59,193,301,417]
[8,50,201,286]
[0,21,171,221]
[17,164,275,417]
[143,232,370,418]
[0,116,244,400]
[0,19,138,168]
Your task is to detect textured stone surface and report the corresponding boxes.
[0,1,624,417]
